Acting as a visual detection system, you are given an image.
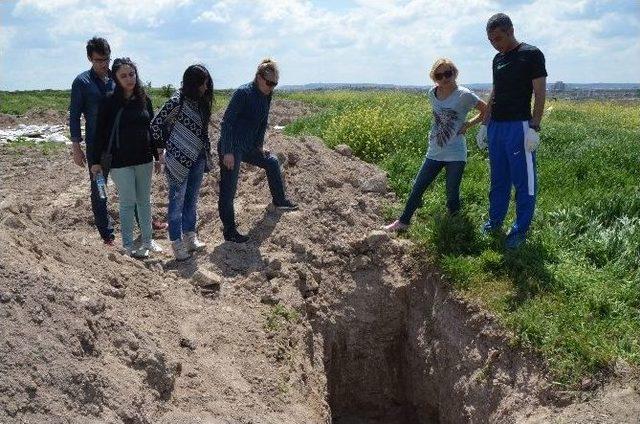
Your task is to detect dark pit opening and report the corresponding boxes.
[320,270,441,424]
[318,267,542,424]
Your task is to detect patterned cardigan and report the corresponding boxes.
[150,90,210,185]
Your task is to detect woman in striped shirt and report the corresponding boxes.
[151,64,213,261]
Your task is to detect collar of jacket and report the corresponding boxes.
[89,68,112,83]
[250,81,272,99]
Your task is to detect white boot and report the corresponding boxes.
[171,239,191,261]
[184,231,206,252]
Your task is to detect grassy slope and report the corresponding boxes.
[282,90,640,385]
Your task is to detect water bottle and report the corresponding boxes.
[95,173,107,200]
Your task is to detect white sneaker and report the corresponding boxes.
[183,231,206,252]
[143,239,163,253]
[171,239,191,261]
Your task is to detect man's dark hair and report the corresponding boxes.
[486,13,513,32]
[86,37,111,58]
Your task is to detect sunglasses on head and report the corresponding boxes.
[261,74,278,87]
[434,69,454,80]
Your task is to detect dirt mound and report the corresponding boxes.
[0,109,68,129]
[22,108,68,126]
[0,104,638,423]
[0,114,19,127]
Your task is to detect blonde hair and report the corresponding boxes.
[429,58,459,82]
[255,58,279,82]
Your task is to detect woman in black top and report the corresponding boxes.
[91,57,162,257]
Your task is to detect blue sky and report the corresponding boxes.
[1,0,638,90]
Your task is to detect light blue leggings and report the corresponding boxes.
[110,162,153,249]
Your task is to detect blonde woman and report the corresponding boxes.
[385,58,487,231]
[218,58,297,243]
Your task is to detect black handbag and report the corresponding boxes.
[100,107,123,174]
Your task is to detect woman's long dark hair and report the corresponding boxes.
[111,57,147,108]
[181,64,214,125]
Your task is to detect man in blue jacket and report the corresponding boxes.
[218,59,297,243]
[69,37,116,245]
[476,13,547,249]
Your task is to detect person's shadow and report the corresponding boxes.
[208,207,283,277]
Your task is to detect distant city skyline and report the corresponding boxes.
[1,0,639,90]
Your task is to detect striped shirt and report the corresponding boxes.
[150,91,208,185]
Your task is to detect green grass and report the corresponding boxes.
[264,304,300,332]
[0,90,71,115]
[0,88,231,115]
[281,90,640,385]
[4,138,67,156]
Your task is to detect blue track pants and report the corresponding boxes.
[487,120,537,235]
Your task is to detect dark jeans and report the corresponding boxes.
[399,158,465,225]
[218,148,287,235]
[88,167,114,241]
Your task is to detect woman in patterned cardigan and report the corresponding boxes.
[151,64,213,260]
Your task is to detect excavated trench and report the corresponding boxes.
[316,265,545,424]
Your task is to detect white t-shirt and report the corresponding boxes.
[426,85,480,162]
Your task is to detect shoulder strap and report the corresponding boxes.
[106,107,124,153]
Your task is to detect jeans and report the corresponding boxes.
[87,166,114,242]
[168,154,206,242]
[218,148,287,235]
[110,162,153,250]
[399,158,465,225]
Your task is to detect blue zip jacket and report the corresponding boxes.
[69,69,115,145]
[219,82,271,155]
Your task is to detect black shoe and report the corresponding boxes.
[274,200,298,211]
[224,231,249,243]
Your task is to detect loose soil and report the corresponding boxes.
[0,108,68,128]
[1,100,638,423]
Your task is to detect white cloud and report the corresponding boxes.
[14,0,194,31]
[2,0,639,89]
[195,0,232,23]
[14,0,81,14]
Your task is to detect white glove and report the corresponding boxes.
[525,127,540,152]
[476,125,488,150]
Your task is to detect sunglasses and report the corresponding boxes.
[434,70,454,80]
[261,74,278,87]
[92,56,111,64]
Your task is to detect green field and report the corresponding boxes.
[282,90,640,385]
[0,88,231,115]
[2,87,638,385]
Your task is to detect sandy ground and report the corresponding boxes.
[0,100,638,423]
